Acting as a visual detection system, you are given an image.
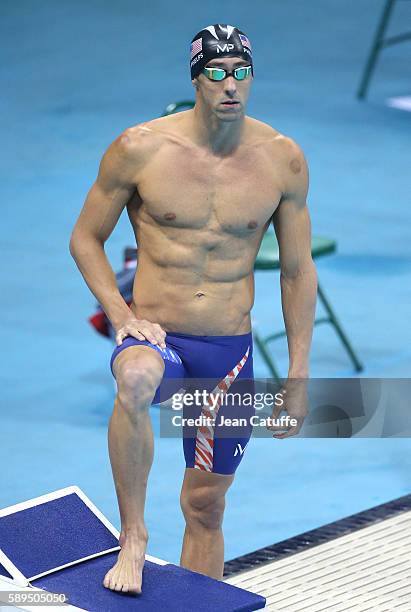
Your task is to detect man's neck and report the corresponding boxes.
[191,103,245,156]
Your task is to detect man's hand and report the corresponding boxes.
[115,317,167,348]
[266,379,308,439]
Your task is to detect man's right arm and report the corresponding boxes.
[69,130,138,331]
[69,129,166,348]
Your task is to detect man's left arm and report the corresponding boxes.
[272,140,318,379]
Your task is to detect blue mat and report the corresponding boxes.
[0,488,265,610]
[34,554,265,611]
[0,493,118,579]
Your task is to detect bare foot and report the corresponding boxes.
[103,530,148,594]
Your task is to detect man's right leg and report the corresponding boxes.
[103,345,165,594]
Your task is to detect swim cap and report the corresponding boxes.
[190,24,253,80]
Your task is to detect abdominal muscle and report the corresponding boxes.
[129,253,255,336]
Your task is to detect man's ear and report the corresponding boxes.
[192,78,199,90]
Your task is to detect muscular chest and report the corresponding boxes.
[133,145,281,236]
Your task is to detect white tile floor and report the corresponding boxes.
[226,510,411,611]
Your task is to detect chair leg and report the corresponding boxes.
[253,329,282,382]
[317,284,364,372]
[357,0,396,99]
[253,283,364,377]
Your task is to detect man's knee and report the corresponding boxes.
[180,483,227,531]
[115,351,164,410]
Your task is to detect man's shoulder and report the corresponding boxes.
[112,121,163,158]
[246,117,305,161]
[114,113,191,157]
[246,118,308,197]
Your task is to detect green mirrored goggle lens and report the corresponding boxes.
[233,67,250,80]
[203,66,252,81]
[204,68,226,81]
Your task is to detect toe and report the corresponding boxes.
[103,572,112,588]
[109,577,118,591]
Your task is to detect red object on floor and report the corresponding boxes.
[88,311,110,338]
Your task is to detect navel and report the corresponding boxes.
[248,220,258,229]
[195,292,205,299]
[290,158,301,174]
[164,212,176,221]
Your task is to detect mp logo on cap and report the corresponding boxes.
[217,43,235,53]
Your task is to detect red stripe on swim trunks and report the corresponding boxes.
[195,446,212,471]
[198,425,212,436]
[202,407,214,420]
[190,38,202,59]
[194,463,208,472]
[197,445,212,463]
[193,346,251,472]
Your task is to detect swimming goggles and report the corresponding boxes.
[202,65,252,81]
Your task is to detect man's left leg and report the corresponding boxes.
[179,467,234,580]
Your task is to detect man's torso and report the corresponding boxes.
[123,111,289,335]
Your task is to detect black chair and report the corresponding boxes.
[357,0,411,99]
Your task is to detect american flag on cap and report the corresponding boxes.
[190,38,202,59]
[239,33,252,51]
